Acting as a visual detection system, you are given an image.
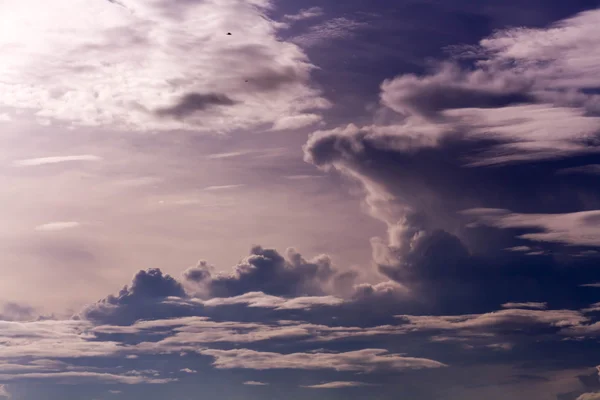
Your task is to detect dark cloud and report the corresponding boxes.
[0,302,35,321]
[242,66,307,92]
[184,246,345,298]
[156,92,236,119]
[82,269,190,324]
[380,64,535,120]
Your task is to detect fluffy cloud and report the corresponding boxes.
[82,268,188,324]
[0,0,329,132]
[183,246,354,298]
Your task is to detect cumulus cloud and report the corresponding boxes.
[0,0,328,132]
[82,268,187,324]
[303,9,600,311]
[184,246,354,298]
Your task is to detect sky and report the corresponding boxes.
[1,0,600,399]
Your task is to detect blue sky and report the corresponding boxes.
[1,0,600,399]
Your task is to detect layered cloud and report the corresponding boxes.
[0,0,329,132]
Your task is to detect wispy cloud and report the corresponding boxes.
[34,222,80,232]
[14,155,101,167]
[283,7,324,22]
[581,283,600,288]
[206,151,254,160]
[292,18,369,47]
[302,381,372,389]
[203,185,246,191]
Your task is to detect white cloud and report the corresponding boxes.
[292,18,369,47]
[201,292,345,310]
[200,348,446,372]
[0,0,329,132]
[243,381,269,386]
[13,155,101,166]
[0,385,9,398]
[302,381,371,389]
[179,368,196,374]
[34,222,80,232]
[283,7,324,22]
[203,184,246,191]
[271,114,322,130]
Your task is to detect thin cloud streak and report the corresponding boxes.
[34,222,81,232]
[13,155,101,167]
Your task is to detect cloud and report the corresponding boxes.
[34,222,80,232]
[184,246,353,298]
[557,165,600,176]
[578,393,600,400]
[582,283,600,288]
[179,368,196,374]
[291,18,369,47]
[82,268,187,324]
[302,381,371,389]
[0,0,328,132]
[464,209,600,247]
[283,7,324,22]
[203,185,245,191]
[396,309,587,333]
[155,93,236,119]
[302,9,600,313]
[0,385,9,399]
[502,302,548,310]
[380,63,534,121]
[14,155,101,166]
[206,151,254,160]
[0,371,172,385]
[243,381,269,386]
[201,292,345,310]
[200,348,446,372]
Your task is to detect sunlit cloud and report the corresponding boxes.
[203,185,246,191]
[34,222,80,232]
[13,155,102,167]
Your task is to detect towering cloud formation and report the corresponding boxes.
[303,8,600,310]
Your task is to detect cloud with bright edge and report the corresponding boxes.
[0,0,330,132]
